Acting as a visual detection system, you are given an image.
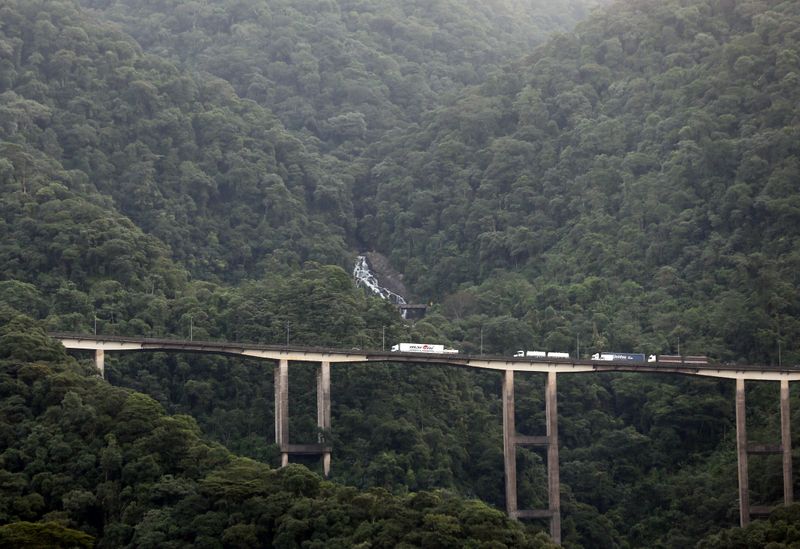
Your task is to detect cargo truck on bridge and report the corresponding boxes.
[514,350,570,358]
[591,353,710,364]
[591,352,646,362]
[648,354,709,364]
[391,343,459,354]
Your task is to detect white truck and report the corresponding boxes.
[514,350,546,358]
[391,343,459,354]
[591,352,646,362]
[647,354,709,364]
[513,350,569,358]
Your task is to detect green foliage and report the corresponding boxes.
[0,319,553,547]
[697,503,800,548]
[1,0,799,547]
[0,521,94,548]
[0,0,351,283]
[359,0,800,365]
[76,0,601,156]
[0,315,69,363]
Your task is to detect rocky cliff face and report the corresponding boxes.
[365,252,410,300]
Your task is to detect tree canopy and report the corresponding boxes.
[0,319,555,547]
[1,0,799,545]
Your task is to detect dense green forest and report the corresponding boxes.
[1,0,355,282]
[2,0,800,546]
[357,0,800,366]
[0,318,556,547]
[76,0,602,154]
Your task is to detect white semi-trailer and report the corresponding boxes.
[514,350,546,358]
[391,343,458,354]
[648,354,709,364]
[513,350,569,358]
[591,352,646,361]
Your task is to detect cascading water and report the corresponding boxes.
[353,255,406,305]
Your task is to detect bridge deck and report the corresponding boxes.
[51,333,800,380]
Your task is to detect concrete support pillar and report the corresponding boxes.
[95,349,104,378]
[317,361,331,476]
[502,370,517,515]
[546,371,561,545]
[275,359,289,467]
[736,378,750,527]
[781,379,793,505]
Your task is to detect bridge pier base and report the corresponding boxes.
[94,349,104,378]
[503,370,561,545]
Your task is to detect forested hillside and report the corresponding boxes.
[0,318,555,547]
[2,0,800,547]
[77,0,602,156]
[358,0,800,365]
[1,0,352,284]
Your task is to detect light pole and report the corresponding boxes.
[189,315,193,341]
[382,326,386,351]
[286,321,290,345]
[94,314,97,335]
[480,326,484,356]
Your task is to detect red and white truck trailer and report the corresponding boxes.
[391,343,459,354]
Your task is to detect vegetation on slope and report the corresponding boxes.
[0,318,555,547]
[77,0,603,156]
[2,0,800,547]
[358,0,800,365]
[697,504,800,548]
[1,0,352,282]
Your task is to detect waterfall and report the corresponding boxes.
[353,255,407,305]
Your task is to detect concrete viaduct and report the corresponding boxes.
[52,332,800,545]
